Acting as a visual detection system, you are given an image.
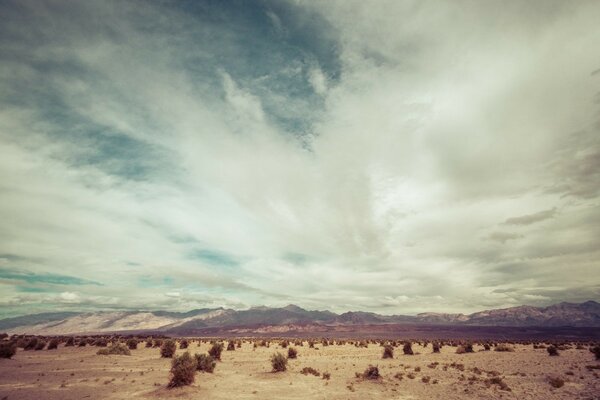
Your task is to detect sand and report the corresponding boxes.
[1,341,598,399]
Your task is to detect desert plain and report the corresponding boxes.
[1,338,599,400]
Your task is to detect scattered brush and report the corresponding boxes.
[547,346,559,356]
[208,342,224,361]
[271,352,288,372]
[47,338,60,350]
[227,340,235,351]
[287,347,298,359]
[322,372,331,380]
[382,344,394,359]
[360,365,381,380]
[179,339,189,349]
[24,337,38,351]
[485,376,511,391]
[494,344,514,352]
[97,343,131,356]
[35,340,47,351]
[161,340,177,358]
[65,337,75,347]
[403,342,414,355]
[590,345,600,360]
[168,352,197,388]
[0,341,17,359]
[432,342,441,353]
[195,353,216,373]
[126,339,138,350]
[547,376,564,388]
[301,367,320,376]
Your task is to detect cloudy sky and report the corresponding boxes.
[0,0,599,318]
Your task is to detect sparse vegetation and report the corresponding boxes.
[301,366,320,376]
[0,341,17,359]
[227,340,235,351]
[287,347,298,359]
[194,353,216,373]
[547,376,564,388]
[208,342,224,361]
[360,365,380,380]
[126,338,138,350]
[403,342,414,355]
[591,345,600,360]
[547,345,559,356]
[168,352,197,388]
[97,343,131,356]
[382,344,394,359]
[179,339,188,349]
[494,344,514,352]
[271,352,288,372]
[161,339,177,358]
[47,338,60,350]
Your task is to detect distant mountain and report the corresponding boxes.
[2,301,599,335]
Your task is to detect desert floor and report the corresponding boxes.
[1,341,599,400]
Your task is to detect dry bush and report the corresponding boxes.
[153,339,163,348]
[421,376,431,383]
[0,342,17,359]
[280,340,289,348]
[547,346,559,356]
[591,345,600,360]
[301,366,320,376]
[168,352,197,388]
[271,352,288,372]
[322,372,331,380]
[432,342,441,353]
[126,338,138,350]
[145,340,153,348]
[179,339,189,349]
[382,344,394,359]
[195,353,216,373]
[47,338,60,350]
[360,365,380,380]
[35,340,46,350]
[456,343,474,354]
[403,342,414,355]
[485,376,511,391]
[208,342,224,361]
[24,337,38,351]
[227,340,235,351]
[97,343,131,356]
[287,347,298,359]
[547,376,564,388]
[161,339,177,358]
[494,344,514,352]
[94,338,108,347]
[65,337,75,347]
[483,343,491,351]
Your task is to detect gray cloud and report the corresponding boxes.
[0,0,598,316]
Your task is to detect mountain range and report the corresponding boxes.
[1,301,599,336]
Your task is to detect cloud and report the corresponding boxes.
[504,208,557,225]
[0,0,598,317]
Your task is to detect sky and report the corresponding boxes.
[0,0,599,318]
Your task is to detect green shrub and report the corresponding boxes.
[168,352,197,388]
[195,353,216,373]
[208,342,224,361]
[382,344,394,359]
[271,352,288,372]
[0,342,17,359]
[161,340,177,358]
[97,343,131,356]
[287,347,298,359]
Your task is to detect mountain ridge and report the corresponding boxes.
[2,300,599,335]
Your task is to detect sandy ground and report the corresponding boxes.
[1,341,599,400]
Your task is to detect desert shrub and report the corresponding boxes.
[168,352,197,388]
[322,371,331,380]
[486,376,511,391]
[145,340,153,348]
[281,340,289,348]
[590,345,600,360]
[0,342,17,359]
[421,376,431,383]
[227,340,235,351]
[179,339,188,349]
[494,344,514,352]
[65,337,75,347]
[35,340,46,350]
[547,376,564,388]
[195,353,216,373]
[271,352,288,372]
[24,337,38,351]
[94,338,108,347]
[456,343,474,354]
[547,346,559,356]
[47,338,60,350]
[288,347,298,359]
[78,340,87,347]
[483,343,491,351]
[301,366,320,376]
[153,339,163,348]
[126,338,138,350]
[97,343,131,356]
[208,342,224,361]
[432,342,441,353]
[382,344,394,359]
[403,342,413,355]
[361,365,380,380]
[161,340,177,358]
